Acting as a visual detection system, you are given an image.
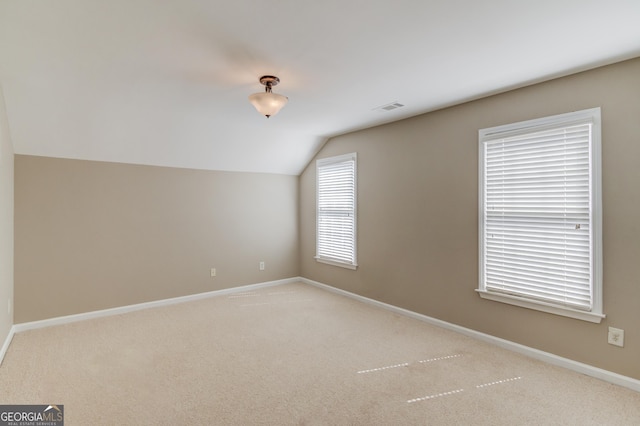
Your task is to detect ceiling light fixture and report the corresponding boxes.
[248,75,288,118]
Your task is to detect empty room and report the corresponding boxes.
[1,1,640,424]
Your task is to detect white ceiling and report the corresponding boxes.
[1,1,639,175]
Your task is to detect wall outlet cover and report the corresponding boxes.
[608,327,624,347]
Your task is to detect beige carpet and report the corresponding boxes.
[1,282,639,425]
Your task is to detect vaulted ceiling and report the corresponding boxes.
[1,1,639,175]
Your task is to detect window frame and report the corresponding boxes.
[477,108,604,323]
[315,152,358,270]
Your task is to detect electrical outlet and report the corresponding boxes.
[608,327,624,347]
[210,268,216,277]
[259,261,265,271]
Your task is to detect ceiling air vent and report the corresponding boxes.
[373,102,405,112]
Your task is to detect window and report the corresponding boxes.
[316,153,357,269]
[478,108,603,323]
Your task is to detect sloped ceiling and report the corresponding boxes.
[1,0,639,175]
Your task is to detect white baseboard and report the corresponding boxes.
[300,277,640,393]
[13,277,299,334]
[0,325,16,367]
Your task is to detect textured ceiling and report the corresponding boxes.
[1,0,639,175]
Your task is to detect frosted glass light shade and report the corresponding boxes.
[248,92,288,118]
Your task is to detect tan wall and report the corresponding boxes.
[0,85,14,347]
[300,58,640,380]
[15,156,299,322]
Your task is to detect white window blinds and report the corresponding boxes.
[479,108,603,322]
[316,153,357,269]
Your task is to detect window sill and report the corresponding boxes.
[476,290,605,323]
[315,257,358,270]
